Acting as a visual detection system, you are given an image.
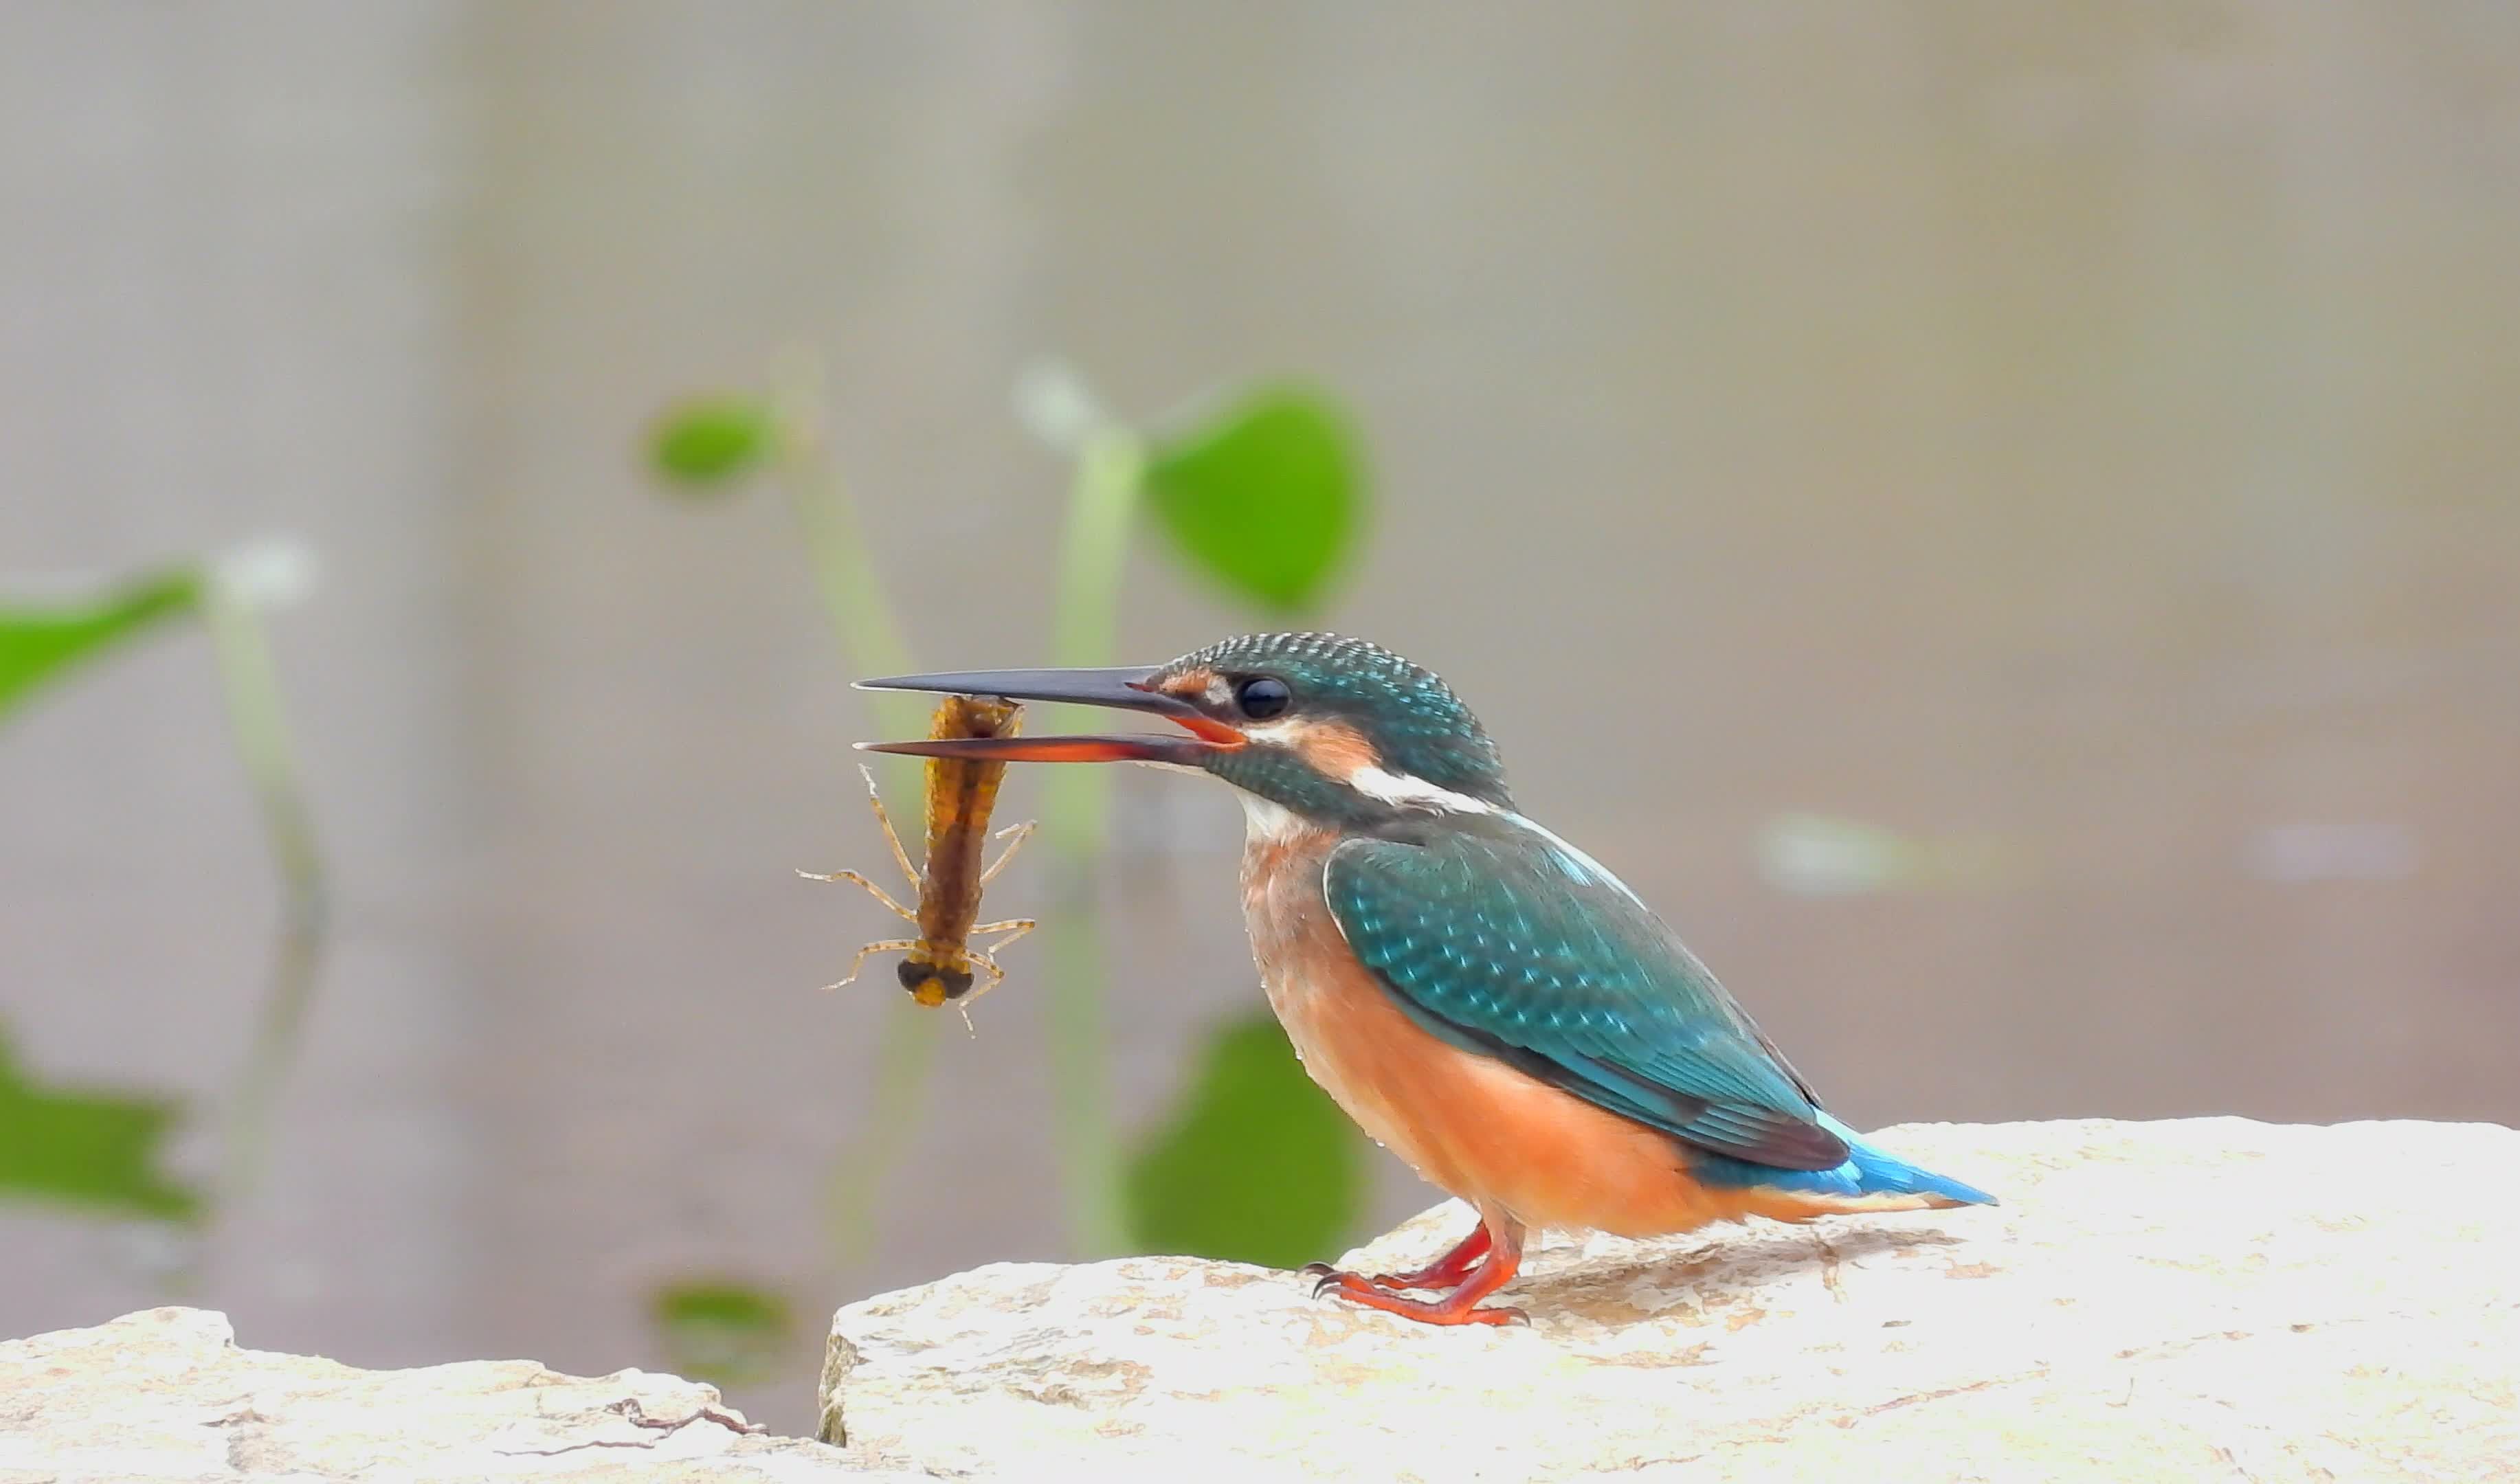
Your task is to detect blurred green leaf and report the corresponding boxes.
[1143,383,1365,612]
[0,1027,200,1223]
[0,567,202,726]
[1124,1009,1361,1268]
[649,396,780,490]
[649,1277,796,1386]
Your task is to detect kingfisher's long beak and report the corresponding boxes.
[852,666,1245,765]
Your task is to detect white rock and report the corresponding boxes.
[10,1121,2513,1481]
[0,1305,908,1483]
[822,1118,2520,1482]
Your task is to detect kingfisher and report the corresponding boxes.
[858,633,1993,1327]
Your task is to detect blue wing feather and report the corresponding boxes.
[1324,821,1853,1172]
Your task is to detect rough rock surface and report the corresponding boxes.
[0,1306,904,1483]
[7,1121,2513,1481]
[823,1118,2520,1482]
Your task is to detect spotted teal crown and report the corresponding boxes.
[1161,632,1513,816]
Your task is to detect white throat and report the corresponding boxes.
[1237,792,1309,844]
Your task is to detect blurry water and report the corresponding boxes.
[5,1,2516,1430]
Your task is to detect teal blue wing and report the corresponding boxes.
[1324,824,1849,1171]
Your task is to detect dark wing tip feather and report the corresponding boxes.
[1730,1117,1852,1172]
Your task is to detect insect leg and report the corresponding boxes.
[942,949,1008,1034]
[858,762,923,890]
[794,868,917,924]
[977,819,1037,887]
[939,918,1037,1036]
[818,938,921,992]
[956,920,1036,1005]
[961,948,1012,1007]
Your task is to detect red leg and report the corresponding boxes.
[1308,1219,1527,1327]
[1304,1221,1493,1292]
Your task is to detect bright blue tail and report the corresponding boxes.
[1693,1113,1997,1206]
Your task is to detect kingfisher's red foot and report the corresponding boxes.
[1301,1221,1495,1292]
[1300,1221,1526,1326]
[1379,1222,1494,1290]
[1306,1266,1527,1326]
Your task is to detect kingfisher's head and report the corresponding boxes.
[858,632,1512,831]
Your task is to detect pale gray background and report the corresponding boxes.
[5,0,2515,1432]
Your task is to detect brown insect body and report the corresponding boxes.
[801,695,1035,1011]
[904,694,1021,998]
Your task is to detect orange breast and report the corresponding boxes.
[1241,830,1849,1237]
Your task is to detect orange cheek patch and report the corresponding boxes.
[1292,719,1381,780]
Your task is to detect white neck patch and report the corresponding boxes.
[1348,764,1495,816]
[1234,716,1497,824]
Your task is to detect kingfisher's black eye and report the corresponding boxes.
[1233,675,1292,720]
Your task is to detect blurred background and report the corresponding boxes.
[5,0,2517,1433]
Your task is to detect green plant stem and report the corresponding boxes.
[198,585,327,1217]
[766,363,1144,1263]
[776,455,919,739]
[1039,427,1146,1257]
[819,992,942,1268]
[763,368,950,1270]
